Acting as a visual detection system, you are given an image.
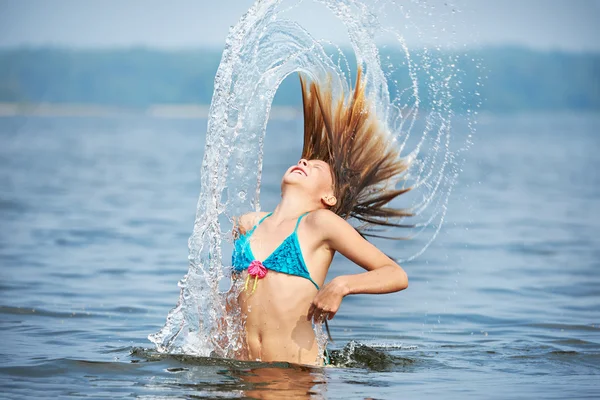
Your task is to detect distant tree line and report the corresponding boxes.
[0,46,598,112]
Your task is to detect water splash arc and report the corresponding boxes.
[149,0,474,358]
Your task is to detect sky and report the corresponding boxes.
[0,0,599,51]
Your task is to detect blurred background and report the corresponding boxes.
[0,0,598,114]
[0,0,598,399]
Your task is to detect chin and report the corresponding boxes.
[282,172,303,185]
[282,177,313,195]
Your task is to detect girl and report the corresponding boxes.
[230,69,410,366]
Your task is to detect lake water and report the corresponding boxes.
[1,113,599,399]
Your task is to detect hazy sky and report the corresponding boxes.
[1,0,599,51]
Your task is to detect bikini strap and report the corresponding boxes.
[246,212,272,236]
[294,212,310,232]
[257,212,272,225]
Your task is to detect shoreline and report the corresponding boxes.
[0,103,596,121]
[0,102,303,120]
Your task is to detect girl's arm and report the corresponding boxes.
[306,209,408,321]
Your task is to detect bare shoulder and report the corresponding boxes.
[236,211,270,235]
[305,208,353,234]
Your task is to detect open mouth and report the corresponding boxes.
[290,167,307,176]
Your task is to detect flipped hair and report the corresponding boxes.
[300,68,412,238]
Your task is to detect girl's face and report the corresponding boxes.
[282,159,336,207]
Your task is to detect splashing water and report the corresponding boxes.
[149,0,478,360]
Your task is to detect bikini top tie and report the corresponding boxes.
[232,212,319,292]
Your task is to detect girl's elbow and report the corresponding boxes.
[397,268,408,291]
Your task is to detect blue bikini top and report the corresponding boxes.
[232,212,319,290]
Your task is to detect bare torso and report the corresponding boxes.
[235,211,334,365]
[238,272,319,364]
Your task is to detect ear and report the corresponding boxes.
[321,195,337,207]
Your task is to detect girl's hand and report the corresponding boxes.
[307,277,350,322]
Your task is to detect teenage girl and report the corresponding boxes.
[230,69,410,366]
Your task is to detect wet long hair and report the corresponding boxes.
[300,68,412,238]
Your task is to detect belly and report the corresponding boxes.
[238,271,320,365]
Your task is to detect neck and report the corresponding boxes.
[272,187,319,222]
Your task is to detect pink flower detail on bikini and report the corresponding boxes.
[248,260,267,278]
[244,260,267,293]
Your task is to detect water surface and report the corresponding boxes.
[1,114,599,398]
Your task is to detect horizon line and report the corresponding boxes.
[0,44,599,56]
